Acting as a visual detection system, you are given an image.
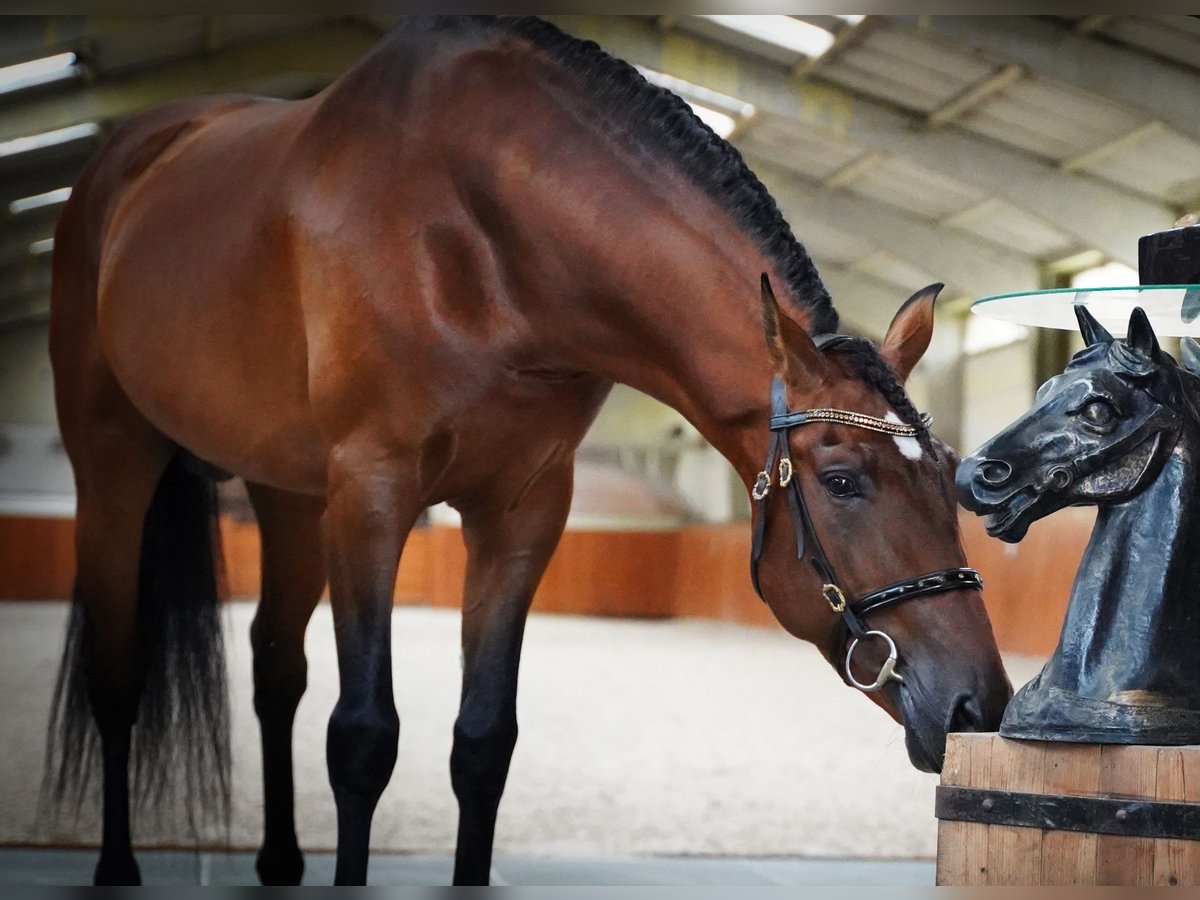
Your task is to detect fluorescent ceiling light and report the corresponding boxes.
[699,15,836,58]
[637,66,753,138]
[689,103,737,138]
[0,122,100,159]
[636,66,756,131]
[9,186,72,215]
[836,15,865,24]
[29,238,55,255]
[0,52,78,96]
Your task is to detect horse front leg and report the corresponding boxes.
[451,459,575,885]
[322,451,421,886]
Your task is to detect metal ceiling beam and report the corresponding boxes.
[546,15,1174,268]
[0,161,85,210]
[0,215,58,266]
[752,158,1040,299]
[0,256,52,309]
[0,23,377,144]
[0,294,50,332]
[913,16,1200,144]
[926,63,1022,128]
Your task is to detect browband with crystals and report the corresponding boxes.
[769,408,933,436]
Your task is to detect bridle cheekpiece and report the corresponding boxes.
[749,355,983,694]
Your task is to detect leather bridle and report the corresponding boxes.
[749,351,983,693]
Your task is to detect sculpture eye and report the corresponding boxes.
[1080,399,1117,428]
[824,474,858,498]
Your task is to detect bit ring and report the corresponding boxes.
[845,630,905,693]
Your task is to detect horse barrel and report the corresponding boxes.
[935,733,1200,885]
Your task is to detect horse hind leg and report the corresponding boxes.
[451,458,575,886]
[245,483,326,886]
[47,376,231,884]
[51,423,171,886]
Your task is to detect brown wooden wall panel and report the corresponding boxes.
[0,509,1092,660]
[959,506,1094,658]
[0,515,75,599]
[425,525,677,618]
[218,518,431,604]
[672,525,778,629]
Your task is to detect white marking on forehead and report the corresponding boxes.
[884,411,924,461]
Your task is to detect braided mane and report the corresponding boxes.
[401,15,838,334]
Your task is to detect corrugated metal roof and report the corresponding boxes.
[737,112,865,181]
[958,74,1149,163]
[844,155,985,221]
[1092,15,1200,72]
[1076,124,1200,206]
[782,215,877,268]
[818,26,997,114]
[851,249,939,289]
[943,197,1077,260]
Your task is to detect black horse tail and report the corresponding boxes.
[43,453,231,835]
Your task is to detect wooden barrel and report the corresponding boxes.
[936,733,1200,885]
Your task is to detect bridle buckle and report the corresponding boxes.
[823,583,847,614]
[778,457,793,487]
[752,470,771,500]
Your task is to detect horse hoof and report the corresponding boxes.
[256,844,305,886]
[94,853,141,886]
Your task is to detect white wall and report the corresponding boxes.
[0,323,74,515]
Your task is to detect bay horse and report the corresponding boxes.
[959,307,1200,743]
[45,15,1009,886]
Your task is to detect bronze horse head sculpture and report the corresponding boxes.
[959,306,1200,743]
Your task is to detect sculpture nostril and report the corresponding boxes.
[1046,466,1073,491]
[976,459,1012,487]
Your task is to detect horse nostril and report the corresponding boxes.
[949,695,986,734]
[976,459,1012,487]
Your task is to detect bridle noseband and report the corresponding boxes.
[749,351,983,693]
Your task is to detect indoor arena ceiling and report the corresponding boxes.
[1,14,1198,335]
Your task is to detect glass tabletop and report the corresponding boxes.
[971,285,1200,337]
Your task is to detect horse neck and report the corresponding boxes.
[1061,432,1200,669]
[513,154,815,485]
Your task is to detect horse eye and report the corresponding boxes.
[824,474,858,497]
[1081,399,1116,427]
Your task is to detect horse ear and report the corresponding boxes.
[1074,305,1113,345]
[1182,337,1200,375]
[879,283,941,383]
[760,274,825,381]
[1126,307,1160,359]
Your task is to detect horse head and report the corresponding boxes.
[958,307,1190,543]
[755,277,1010,773]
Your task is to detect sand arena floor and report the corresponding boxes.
[0,601,1042,860]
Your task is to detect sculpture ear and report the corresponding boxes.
[1181,337,1200,375]
[879,283,941,383]
[760,274,827,382]
[1126,307,1160,359]
[1074,305,1113,345]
